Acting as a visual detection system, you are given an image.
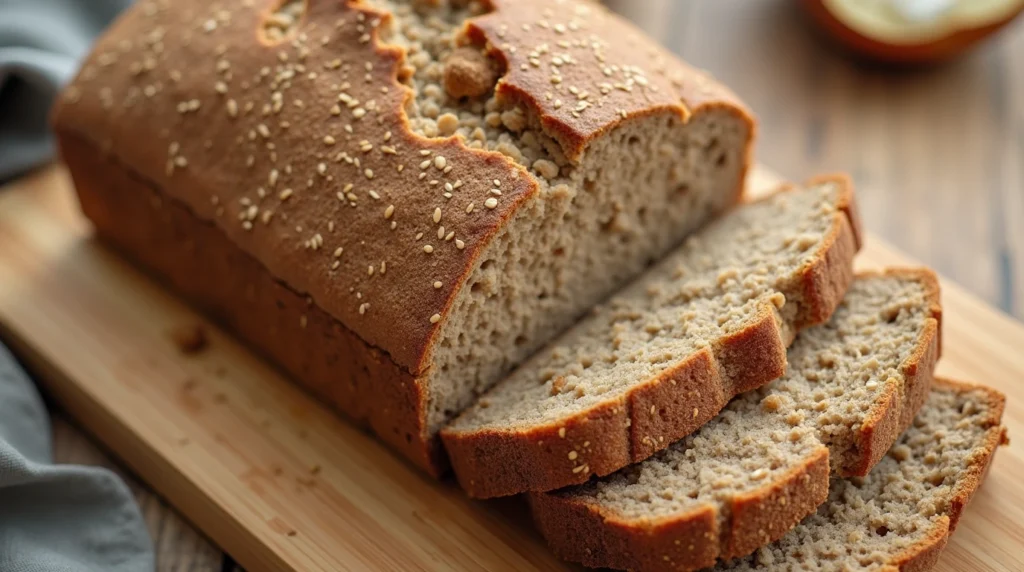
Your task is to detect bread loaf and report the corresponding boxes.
[53,0,754,473]
[442,176,861,498]
[529,270,941,571]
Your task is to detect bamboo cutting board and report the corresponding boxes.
[0,165,1021,571]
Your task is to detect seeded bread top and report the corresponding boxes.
[52,0,751,374]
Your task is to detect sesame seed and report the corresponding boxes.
[866,381,878,390]
[324,135,336,145]
[437,226,445,239]
[568,451,578,460]
[466,203,475,214]
[429,313,441,324]
[455,239,465,250]
[384,204,395,219]
[367,265,374,276]
[445,231,455,241]
[572,465,585,474]
[364,169,374,179]
[751,469,768,480]
[423,245,434,254]
[432,207,442,223]
[433,281,442,289]
[484,197,499,209]
[257,124,271,138]
[419,159,431,170]
[434,156,447,169]
[333,247,344,257]
[558,427,566,438]
[369,190,380,200]
[279,188,293,201]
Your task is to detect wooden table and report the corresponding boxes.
[31,1,1024,568]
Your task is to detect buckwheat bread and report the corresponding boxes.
[52,0,755,474]
[529,269,941,571]
[722,378,1007,572]
[442,176,862,498]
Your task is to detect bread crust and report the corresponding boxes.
[441,175,862,498]
[840,268,943,476]
[525,268,945,570]
[58,131,447,474]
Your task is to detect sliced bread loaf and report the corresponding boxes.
[54,0,755,474]
[528,269,941,570]
[441,176,862,498]
[722,378,1007,571]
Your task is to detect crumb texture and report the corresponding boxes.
[533,271,939,569]
[722,383,1003,571]
[446,182,844,434]
[557,273,933,518]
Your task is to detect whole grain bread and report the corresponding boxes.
[442,176,862,498]
[721,378,1007,572]
[528,269,941,571]
[53,0,755,474]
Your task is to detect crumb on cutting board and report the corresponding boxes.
[170,323,208,354]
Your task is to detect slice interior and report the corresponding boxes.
[529,270,940,570]
[442,177,860,497]
[721,378,1006,571]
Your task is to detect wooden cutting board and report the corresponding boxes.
[0,165,1021,571]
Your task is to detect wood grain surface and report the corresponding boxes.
[1,165,1022,572]
[13,1,1024,568]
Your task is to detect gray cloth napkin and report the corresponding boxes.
[1,0,155,570]
[0,0,131,181]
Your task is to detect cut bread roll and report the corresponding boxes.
[529,269,942,570]
[442,176,862,498]
[720,378,1007,571]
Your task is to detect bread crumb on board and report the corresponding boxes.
[169,323,208,354]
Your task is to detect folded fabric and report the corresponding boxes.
[0,342,154,572]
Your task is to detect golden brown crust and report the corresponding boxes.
[840,267,942,477]
[51,0,754,378]
[441,175,862,498]
[58,131,448,475]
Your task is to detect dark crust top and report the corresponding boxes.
[51,0,752,375]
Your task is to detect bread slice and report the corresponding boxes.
[717,378,1007,572]
[528,269,941,571]
[441,176,862,498]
